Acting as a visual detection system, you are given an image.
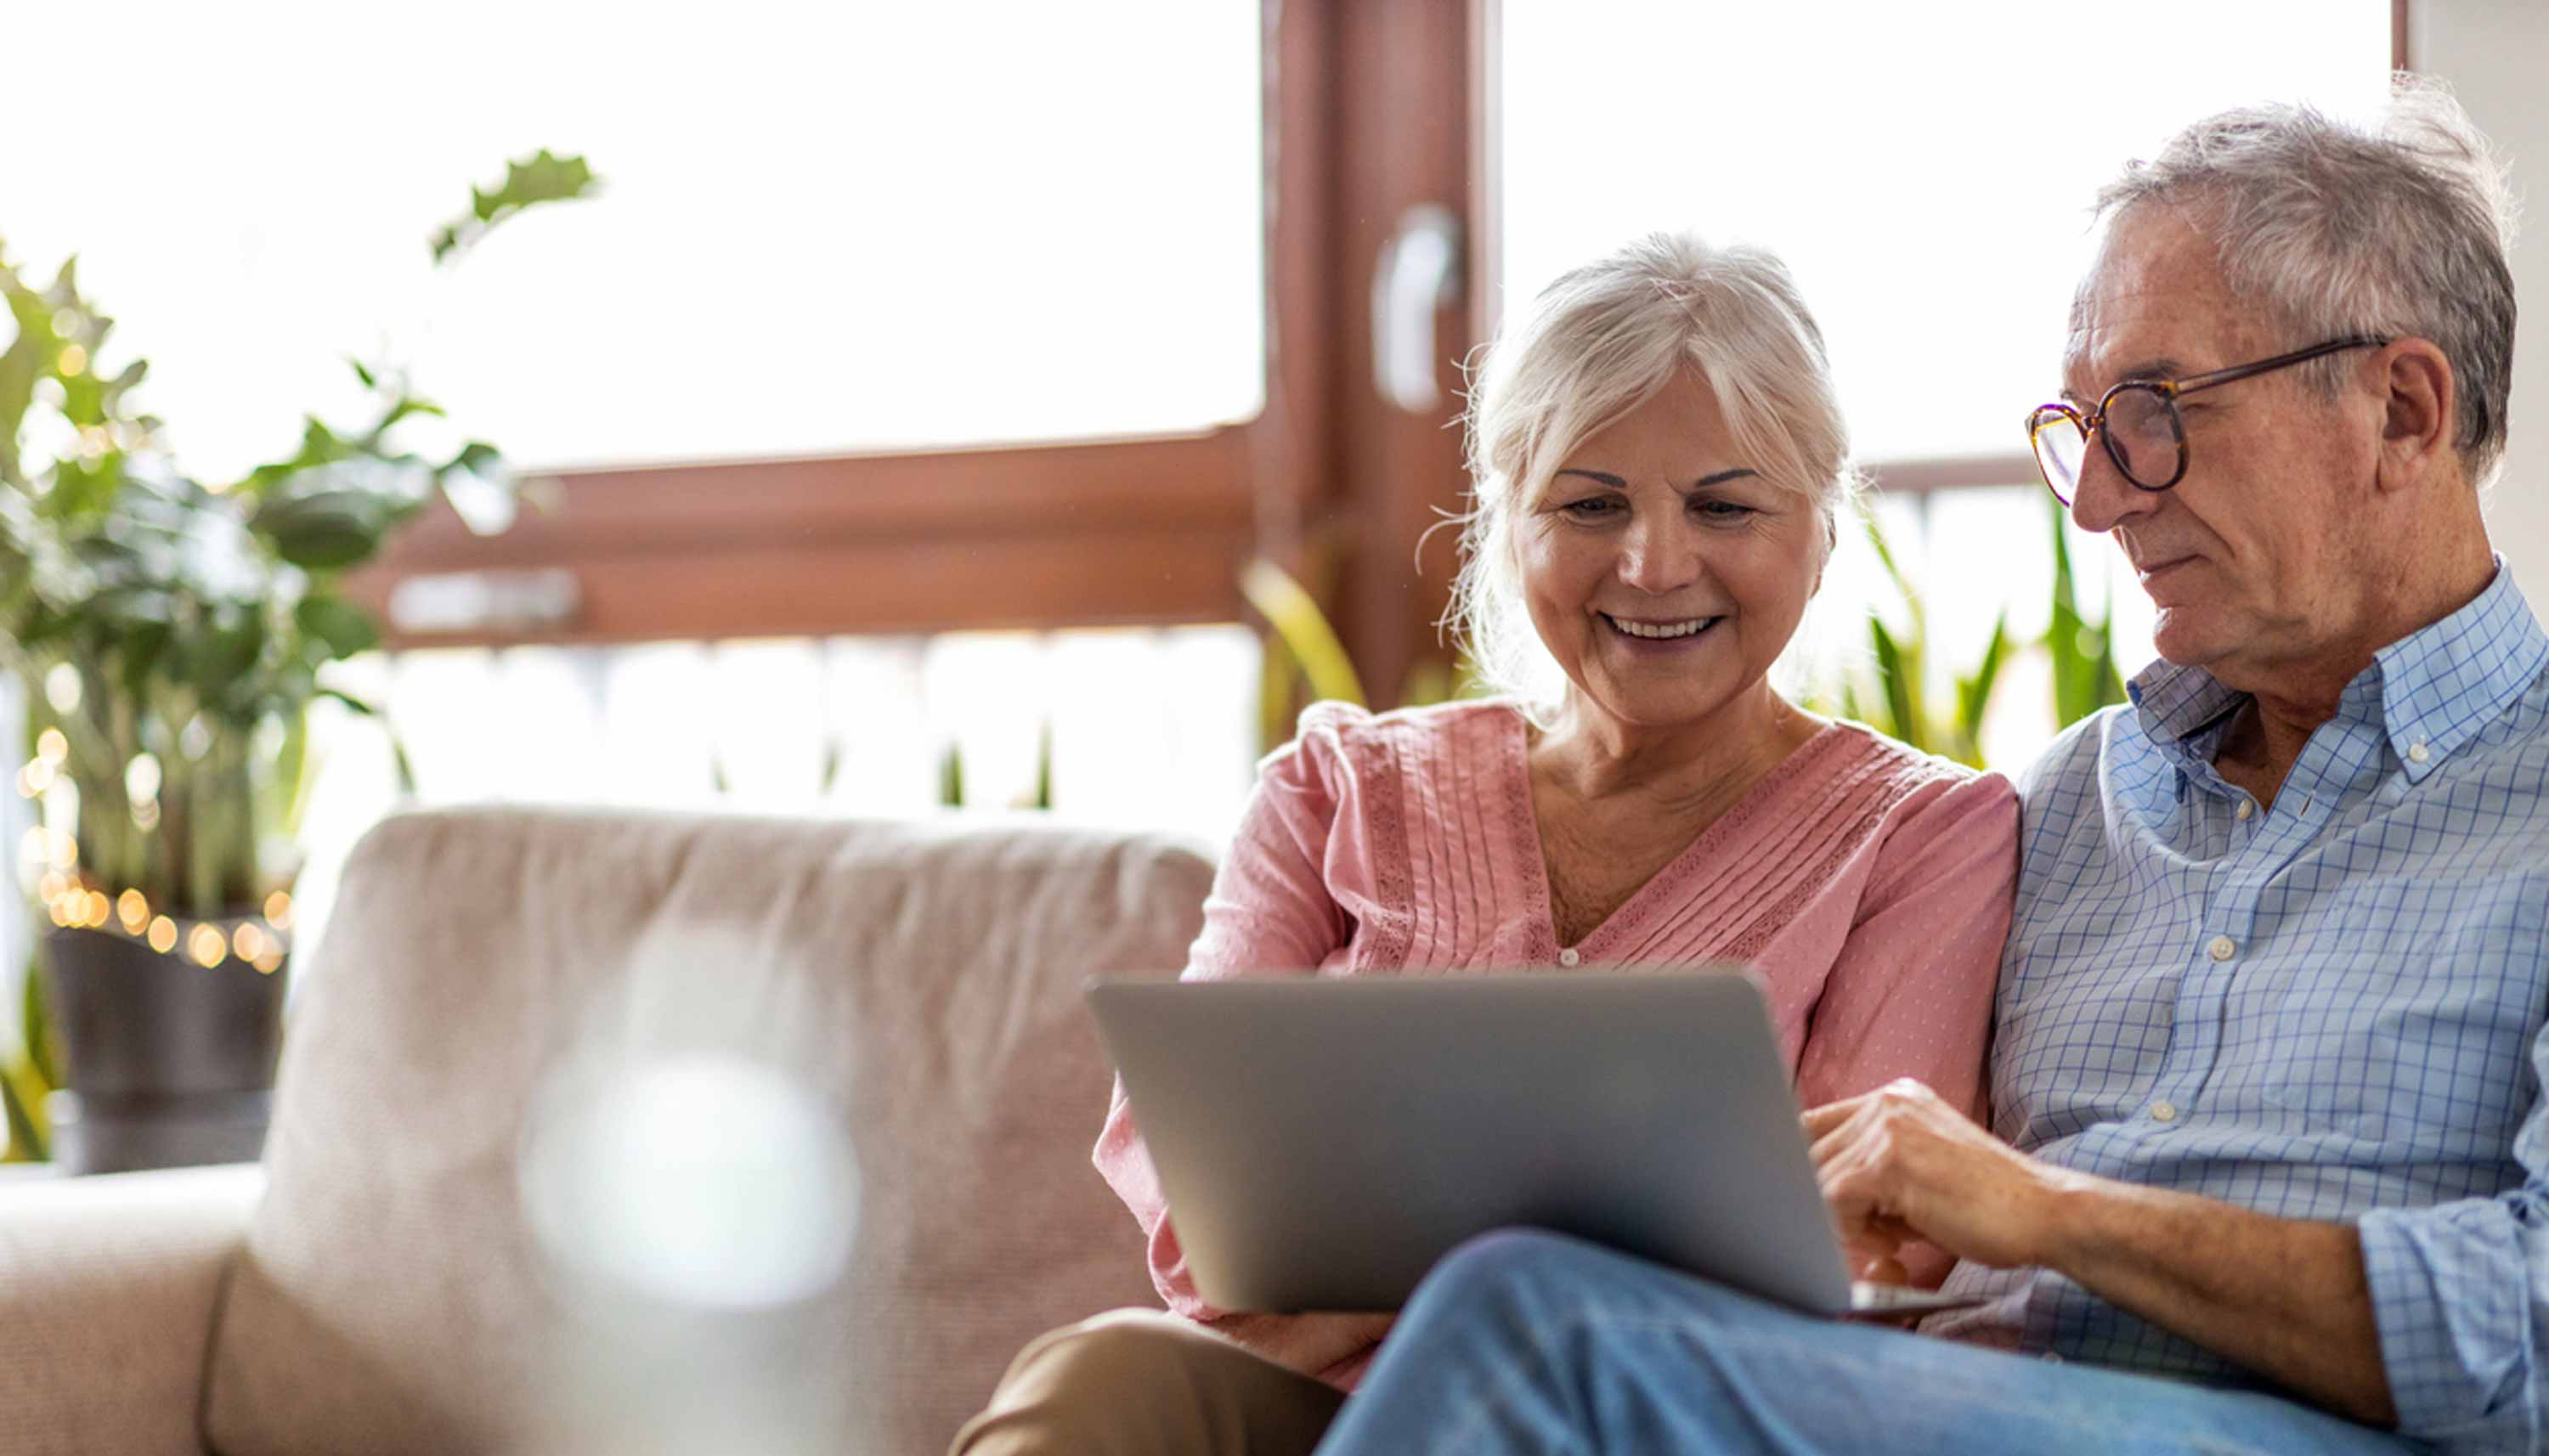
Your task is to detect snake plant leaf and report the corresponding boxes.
[1,1059,46,1162]
[1241,557,1366,708]
[21,959,59,1092]
[1028,719,1055,811]
[1868,615,1920,746]
[1257,627,1297,753]
[2045,495,2130,727]
[1957,612,2010,740]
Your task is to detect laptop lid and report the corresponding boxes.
[1086,970,1862,1316]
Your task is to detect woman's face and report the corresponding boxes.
[1516,369,1823,733]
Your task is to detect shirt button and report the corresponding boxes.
[2407,740,2431,765]
[2207,934,2236,962]
[2151,1101,2179,1123]
[1557,947,1580,967]
[2235,799,2254,821]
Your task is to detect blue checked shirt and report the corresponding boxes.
[1930,562,2549,1454]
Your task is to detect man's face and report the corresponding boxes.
[2062,206,2383,686]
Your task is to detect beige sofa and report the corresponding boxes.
[0,806,1212,1456]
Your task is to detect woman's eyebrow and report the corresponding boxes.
[1552,467,1759,489]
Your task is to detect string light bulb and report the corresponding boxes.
[187,924,228,968]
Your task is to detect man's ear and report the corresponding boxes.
[2375,338,2457,493]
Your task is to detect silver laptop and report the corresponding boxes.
[1086,969,1979,1318]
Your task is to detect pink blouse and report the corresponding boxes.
[1094,699,2020,1386]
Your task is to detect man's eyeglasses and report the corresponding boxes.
[2026,336,2388,505]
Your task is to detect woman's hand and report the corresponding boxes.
[1206,1310,1398,1376]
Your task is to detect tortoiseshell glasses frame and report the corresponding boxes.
[2026,335,2390,505]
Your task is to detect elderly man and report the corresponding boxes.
[1303,83,2543,1456]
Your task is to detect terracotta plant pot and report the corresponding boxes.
[38,922,289,1175]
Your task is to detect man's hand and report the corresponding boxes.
[1805,1078,2398,1426]
[1804,1078,2069,1276]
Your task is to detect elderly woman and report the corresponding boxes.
[952,232,2019,1456]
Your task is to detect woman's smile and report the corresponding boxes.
[1600,612,1725,644]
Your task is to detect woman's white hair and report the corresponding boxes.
[1445,230,1858,720]
[2091,75,2518,485]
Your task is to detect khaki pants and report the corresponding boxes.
[952,1309,1346,1456]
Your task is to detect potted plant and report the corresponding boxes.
[0,152,597,1170]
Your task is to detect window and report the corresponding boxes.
[4,1,1265,477]
[1497,0,2396,762]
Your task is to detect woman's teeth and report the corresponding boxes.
[1605,615,1717,640]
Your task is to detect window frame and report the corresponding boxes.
[349,0,1489,715]
[351,1,2411,701]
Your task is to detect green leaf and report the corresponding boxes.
[1241,557,1366,708]
[252,486,405,570]
[432,150,601,263]
[0,263,65,485]
[21,958,59,1098]
[350,358,376,390]
[1868,616,1922,748]
[1258,627,1297,756]
[376,396,447,433]
[1,1054,47,1162]
[179,615,267,699]
[294,595,382,662]
[2045,493,2129,729]
[444,439,501,477]
[1957,612,2010,741]
[1031,719,1054,810]
[389,731,419,798]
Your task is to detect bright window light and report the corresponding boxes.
[1501,3,2392,764]
[1,3,1264,480]
[1499,1,2394,465]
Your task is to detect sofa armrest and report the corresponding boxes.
[0,1163,266,1456]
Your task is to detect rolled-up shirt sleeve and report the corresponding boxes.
[2356,1018,2549,1454]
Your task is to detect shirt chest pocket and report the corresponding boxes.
[2231,880,2546,1147]
[1992,959,2190,1143]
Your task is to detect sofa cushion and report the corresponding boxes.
[203,807,1209,1456]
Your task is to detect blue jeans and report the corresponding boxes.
[1311,1231,2430,1456]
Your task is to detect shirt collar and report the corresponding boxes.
[2126,557,2548,782]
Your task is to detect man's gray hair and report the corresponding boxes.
[2093,76,2518,486]
[1447,231,1857,718]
